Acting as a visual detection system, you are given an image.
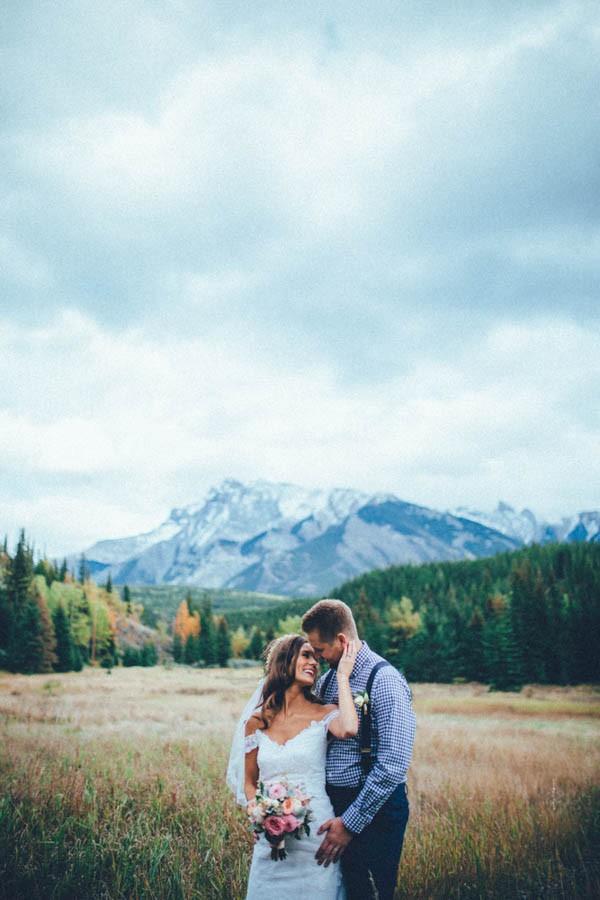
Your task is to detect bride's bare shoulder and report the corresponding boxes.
[245,713,265,735]
[315,702,337,719]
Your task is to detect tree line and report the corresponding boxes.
[0,531,241,674]
[335,541,600,689]
[169,596,307,665]
[0,531,158,673]
[176,541,600,690]
[2,530,598,689]
[171,592,232,666]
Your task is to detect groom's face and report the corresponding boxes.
[304,629,346,668]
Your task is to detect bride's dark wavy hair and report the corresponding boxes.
[258,633,324,730]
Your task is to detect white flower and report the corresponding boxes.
[354,690,369,711]
[246,800,264,824]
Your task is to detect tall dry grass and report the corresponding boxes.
[0,668,598,899]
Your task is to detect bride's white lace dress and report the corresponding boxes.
[245,710,346,899]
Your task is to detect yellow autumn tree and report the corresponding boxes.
[173,598,200,647]
[387,596,421,640]
[387,596,421,666]
[231,625,250,658]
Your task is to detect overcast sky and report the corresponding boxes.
[2,0,599,557]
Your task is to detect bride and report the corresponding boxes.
[227,633,358,899]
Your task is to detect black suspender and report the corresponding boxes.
[320,659,391,776]
[360,660,390,774]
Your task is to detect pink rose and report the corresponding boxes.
[267,782,287,800]
[264,815,286,837]
[282,814,300,833]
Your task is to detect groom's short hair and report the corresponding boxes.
[302,598,358,642]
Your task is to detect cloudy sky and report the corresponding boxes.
[2,0,599,557]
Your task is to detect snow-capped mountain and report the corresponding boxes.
[450,502,600,546]
[450,502,541,544]
[83,479,522,596]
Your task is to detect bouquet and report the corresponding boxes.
[247,778,313,860]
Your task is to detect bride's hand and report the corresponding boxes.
[336,639,357,680]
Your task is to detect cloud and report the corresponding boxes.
[16,48,411,240]
[3,0,596,358]
[1,2,598,555]
[0,232,54,289]
[1,310,598,554]
[14,4,598,241]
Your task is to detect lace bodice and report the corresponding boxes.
[246,710,339,795]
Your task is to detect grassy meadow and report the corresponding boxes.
[0,667,598,899]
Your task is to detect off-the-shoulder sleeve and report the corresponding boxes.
[244,732,260,752]
[321,709,340,730]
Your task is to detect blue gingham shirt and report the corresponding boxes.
[318,642,416,835]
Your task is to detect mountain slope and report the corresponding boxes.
[83,479,522,596]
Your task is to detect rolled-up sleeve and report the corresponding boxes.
[341,668,416,834]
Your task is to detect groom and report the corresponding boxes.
[302,598,416,900]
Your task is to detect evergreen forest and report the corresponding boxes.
[0,531,160,673]
[1,530,598,690]
[334,541,600,689]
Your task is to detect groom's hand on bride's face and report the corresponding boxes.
[315,817,353,866]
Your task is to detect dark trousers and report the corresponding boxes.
[326,783,409,900]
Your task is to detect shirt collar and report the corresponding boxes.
[352,640,371,675]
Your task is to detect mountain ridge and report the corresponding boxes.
[80,479,599,596]
[450,502,600,546]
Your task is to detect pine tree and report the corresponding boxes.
[185,589,195,615]
[246,628,265,660]
[199,597,218,665]
[12,600,44,674]
[0,589,12,668]
[216,617,232,666]
[510,559,547,683]
[78,553,90,585]
[122,646,141,666]
[6,530,33,610]
[59,558,68,582]
[354,587,385,654]
[123,585,132,616]
[105,573,112,594]
[5,531,40,673]
[71,641,83,671]
[173,633,183,663]
[0,542,14,664]
[484,596,522,691]
[53,604,76,672]
[141,642,157,666]
[464,608,486,682]
[35,591,57,673]
[184,633,200,665]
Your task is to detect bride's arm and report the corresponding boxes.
[244,715,261,802]
[327,640,358,739]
